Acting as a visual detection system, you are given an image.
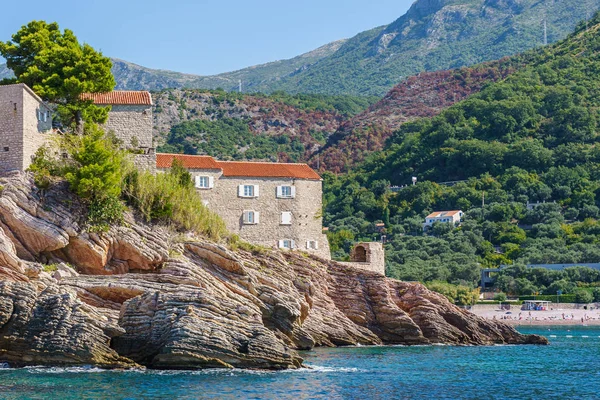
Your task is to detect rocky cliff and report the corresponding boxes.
[0,173,546,370]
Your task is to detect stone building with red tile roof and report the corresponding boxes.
[84,90,156,172]
[156,153,331,259]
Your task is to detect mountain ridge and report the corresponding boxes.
[3,0,598,95]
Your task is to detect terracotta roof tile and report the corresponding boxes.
[156,153,221,170]
[155,153,321,180]
[81,91,152,105]
[218,161,321,180]
[426,210,463,219]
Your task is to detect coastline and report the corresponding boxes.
[468,307,600,326]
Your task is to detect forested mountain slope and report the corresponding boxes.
[153,89,376,162]
[323,13,600,297]
[310,58,520,172]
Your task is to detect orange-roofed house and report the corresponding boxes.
[156,153,331,259]
[423,210,464,231]
[82,90,156,171]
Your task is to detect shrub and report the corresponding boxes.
[574,289,594,304]
[122,167,227,240]
[494,292,507,302]
[86,194,125,232]
[64,124,124,200]
[426,281,479,305]
[593,287,600,302]
[42,264,58,273]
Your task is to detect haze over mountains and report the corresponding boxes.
[2,0,599,96]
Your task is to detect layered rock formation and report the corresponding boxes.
[0,173,547,370]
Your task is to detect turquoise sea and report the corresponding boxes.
[1,326,599,400]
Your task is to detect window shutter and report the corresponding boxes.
[306,241,310,249]
[238,185,244,197]
[315,241,319,250]
[281,212,292,225]
[278,240,284,249]
[254,185,260,197]
[291,240,296,249]
[242,211,249,224]
[276,186,283,198]
[208,176,214,188]
[195,176,201,188]
[290,186,296,198]
[254,212,260,224]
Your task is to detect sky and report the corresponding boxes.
[0,0,415,75]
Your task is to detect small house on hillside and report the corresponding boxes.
[423,210,463,231]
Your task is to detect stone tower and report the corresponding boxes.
[344,242,386,275]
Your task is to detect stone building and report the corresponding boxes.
[156,153,331,259]
[338,242,386,275]
[0,84,54,173]
[81,91,156,172]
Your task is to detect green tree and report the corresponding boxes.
[0,21,115,131]
[65,124,124,200]
[574,289,593,304]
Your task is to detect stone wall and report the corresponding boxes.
[158,167,330,259]
[339,242,386,275]
[104,105,153,149]
[0,84,53,173]
[131,150,157,174]
[0,85,23,173]
[22,87,52,170]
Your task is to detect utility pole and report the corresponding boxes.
[543,0,548,46]
[482,191,485,221]
[238,80,242,93]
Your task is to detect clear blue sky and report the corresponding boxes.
[0,0,415,75]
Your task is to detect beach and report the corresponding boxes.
[468,305,600,326]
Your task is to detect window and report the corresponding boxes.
[3,147,9,152]
[195,175,213,189]
[239,184,259,198]
[243,210,259,225]
[306,241,318,250]
[277,185,295,198]
[281,211,292,225]
[278,239,295,249]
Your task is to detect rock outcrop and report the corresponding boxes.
[0,173,547,370]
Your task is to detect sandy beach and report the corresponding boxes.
[468,306,600,326]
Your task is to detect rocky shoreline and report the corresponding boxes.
[0,173,547,370]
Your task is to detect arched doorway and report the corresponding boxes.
[353,245,367,262]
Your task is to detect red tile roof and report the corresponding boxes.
[426,210,463,219]
[218,161,321,180]
[156,153,221,170]
[155,153,321,180]
[81,91,152,105]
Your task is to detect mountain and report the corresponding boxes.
[323,11,600,288]
[309,58,521,172]
[3,0,597,95]
[260,0,600,96]
[152,89,377,162]
[0,40,346,91]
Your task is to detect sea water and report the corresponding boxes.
[0,326,598,399]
